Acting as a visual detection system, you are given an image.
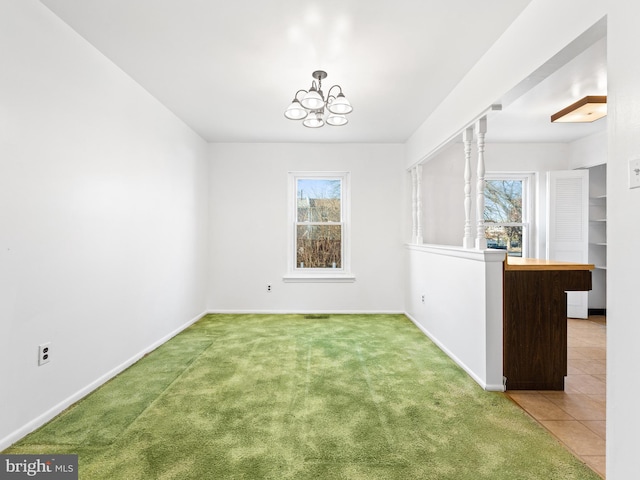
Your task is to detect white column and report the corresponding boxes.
[475,117,487,249]
[415,164,423,244]
[463,127,474,249]
[411,167,417,242]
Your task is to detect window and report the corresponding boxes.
[284,172,354,282]
[484,173,533,257]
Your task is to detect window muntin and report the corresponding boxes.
[484,175,532,257]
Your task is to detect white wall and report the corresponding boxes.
[0,0,209,449]
[208,143,405,313]
[406,245,505,391]
[420,143,466,246]
[569,130,607,169]
[420,141,570,257]
[607,2,640,478]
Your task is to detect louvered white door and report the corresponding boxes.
[546,170,589,319]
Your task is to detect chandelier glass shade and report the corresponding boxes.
[285,70,352,128]
[326,113,348,126]
[302,111,324,128]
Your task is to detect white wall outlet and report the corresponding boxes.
[38,343,51,366]
[421,294,425,304]
[267,285,272,292]
[630,157,640,189]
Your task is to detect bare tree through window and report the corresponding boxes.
[484,179,525,257]
[296,179,342,268]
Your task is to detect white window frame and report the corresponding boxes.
[283,171,355,283]
[484,172,535,258]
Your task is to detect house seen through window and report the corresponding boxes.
[484,174,531,257]
[296,178,343,269]
[285,171,353,282]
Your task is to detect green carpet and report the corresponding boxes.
[5,314,600,479]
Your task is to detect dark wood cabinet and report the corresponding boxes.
[503,259,593,390]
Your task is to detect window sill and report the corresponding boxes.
[282,272,356,283]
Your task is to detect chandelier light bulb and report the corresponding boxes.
[327,93,353,115]
[284,99,307,120]
[303,111,324,128]
[326,113,348,126]
[301,89,324,110]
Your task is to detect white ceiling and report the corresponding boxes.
[39,0,606,145]
[487,33,607,143]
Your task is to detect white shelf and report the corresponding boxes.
[586,163,607,311]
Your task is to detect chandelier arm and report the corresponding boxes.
[327,85,343,97]
[326,85,344,107]
[292,89,309,102]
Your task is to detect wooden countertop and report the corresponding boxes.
[505,257,595,271]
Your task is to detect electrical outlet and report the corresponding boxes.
[38,343,51,366]
[267,285,272,292]
[421,294,425,304]
[630,157,640,189]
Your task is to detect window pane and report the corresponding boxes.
[297,179,341,222]
[484,180,522,223]
[486,225,523,257]
[296,224,342,268]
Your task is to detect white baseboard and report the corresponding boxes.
[0,310,207,451]
[206,309,405,315]
[404,312,505,392]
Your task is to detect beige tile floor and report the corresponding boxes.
[506,316,607,478]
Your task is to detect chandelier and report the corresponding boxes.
[284,70,353,128]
